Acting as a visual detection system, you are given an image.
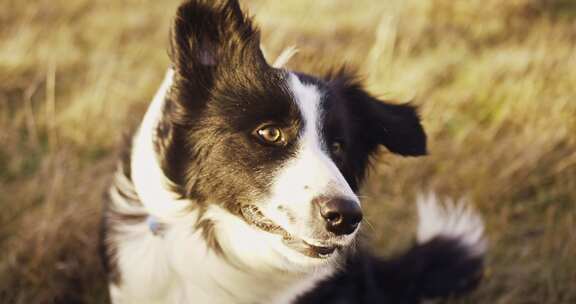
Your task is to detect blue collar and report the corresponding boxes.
[146,215,164,236]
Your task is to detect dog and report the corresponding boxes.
[100,1,486,303]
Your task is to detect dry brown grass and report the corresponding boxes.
[1,0,575,303]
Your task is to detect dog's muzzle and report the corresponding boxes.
[240,205,339,258]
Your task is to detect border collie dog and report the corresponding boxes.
[101,1,486,303]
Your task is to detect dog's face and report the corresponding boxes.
[158,0,426,265]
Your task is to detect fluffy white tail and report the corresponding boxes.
[417,193,486,257]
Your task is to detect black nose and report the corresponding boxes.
[317,197,363,235]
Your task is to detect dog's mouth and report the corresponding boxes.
[240,205,338,259]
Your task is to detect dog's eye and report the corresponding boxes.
[255,125,284,145]
[330,141,345,156]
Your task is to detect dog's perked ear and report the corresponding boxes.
[328,71,427,157]
[169,0,267,93]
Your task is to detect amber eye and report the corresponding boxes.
[331,141,344,156]
[255,125,284,145]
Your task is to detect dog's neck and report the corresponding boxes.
[122,69,334,303]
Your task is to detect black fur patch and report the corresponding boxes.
[324,69,427,154]
[297,237,483,304]
[194,218,225,256]
[293,70,427,191]
[159,0,302,218]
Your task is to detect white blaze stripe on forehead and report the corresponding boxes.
[284,73,358,202]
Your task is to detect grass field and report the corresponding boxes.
[1,0,575,303]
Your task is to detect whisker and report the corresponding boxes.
[362,218,376,232]
[356,195,373,200]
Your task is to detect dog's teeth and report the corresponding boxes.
[242,205,288,236]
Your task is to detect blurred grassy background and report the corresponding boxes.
[1,0,575,303]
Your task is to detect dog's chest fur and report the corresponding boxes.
[107,207,331,304]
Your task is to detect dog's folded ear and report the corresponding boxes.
[328,70,427,157]
[357,95,427,157]
[169,0,267,83]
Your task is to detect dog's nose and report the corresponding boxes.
[317,197,362,235]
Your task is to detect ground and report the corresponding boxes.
[0,0,575,303]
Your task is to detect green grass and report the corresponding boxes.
[1,0,575,303]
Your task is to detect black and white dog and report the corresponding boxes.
[100,1,486,303]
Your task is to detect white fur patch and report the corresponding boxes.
[287,73,357,201]
[130,69,191,222]
[110,220,176,303]
[257,74,360,250]
[416,193,486,256]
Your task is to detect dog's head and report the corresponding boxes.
[158,0,426,267]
